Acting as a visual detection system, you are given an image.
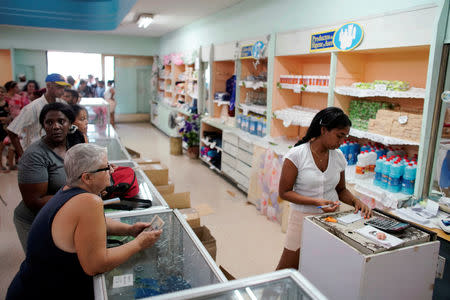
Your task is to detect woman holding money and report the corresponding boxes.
[276,107,371,270]
[7,143,162,299]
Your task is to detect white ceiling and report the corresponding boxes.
[105,0,244,37]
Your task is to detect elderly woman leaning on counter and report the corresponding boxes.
[7,143,162,299]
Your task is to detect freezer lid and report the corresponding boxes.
[147,269,328,300]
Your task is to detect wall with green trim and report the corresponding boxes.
[159,0,436,55]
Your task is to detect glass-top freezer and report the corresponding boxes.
[104,161,168,212]
[94,209,226,299]
[80,97,111,137]
[90,137,132,162]
[148,269,327,300]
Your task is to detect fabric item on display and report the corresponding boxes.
[104,166,139,199]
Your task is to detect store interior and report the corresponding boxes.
[1,0,450,299]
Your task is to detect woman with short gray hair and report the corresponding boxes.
[7,143,162,299]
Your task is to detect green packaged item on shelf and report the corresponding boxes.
[356,80,410,91]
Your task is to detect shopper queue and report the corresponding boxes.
[3,73,159,300]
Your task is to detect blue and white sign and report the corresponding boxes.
[310,30,336,52]
[252,41,265,59]
[333,23,364,51]
[240,44,253,59]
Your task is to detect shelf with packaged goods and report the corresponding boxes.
[238,103,267,116]
[334,46,429,146]
[211,60,235,118]
[271,53,331,140]
[239,80,267,90]
[201,137,223,152]
[200,155,222,173]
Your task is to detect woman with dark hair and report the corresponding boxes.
[13,102,83,251]
[22,80,40,101]
[276,107,372,270]
[70,104,89,144]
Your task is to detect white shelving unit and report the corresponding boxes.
[278,84,329,94]
[335,86,426,99]
[239,80,267,90]
[200,155,222,173]
[349,128,420,146]
[201,137,222,152]
[239,103,267,115]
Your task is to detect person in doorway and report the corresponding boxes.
[12,102,84,251]
[62,88,80,105]
[77,79,89,98]
[21,80,40,102]
[7,73,70,158]
[276,107,372,270]
[7,143,162,299]
[17,74,26,90]
[104,80,116,128]
[95,80,105,98]
[66,75,76,89]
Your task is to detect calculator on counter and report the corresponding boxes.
[365,217,410,233]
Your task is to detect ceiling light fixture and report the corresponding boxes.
[137,14,153,28]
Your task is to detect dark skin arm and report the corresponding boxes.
[279,159,339,212]
[7,130,24,158]
[335,171,372,218]
[19,182,53,212]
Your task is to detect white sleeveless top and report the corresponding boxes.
[283,142,347,213]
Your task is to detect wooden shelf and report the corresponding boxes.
[212,60,235,118]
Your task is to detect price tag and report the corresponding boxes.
[112,274,134,288]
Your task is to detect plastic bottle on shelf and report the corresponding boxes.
[339,142,349,163]
[256,117,263,137]
[262,118,267,136]
[374,156,385,187]
[361,144,369,153]
[348,141,356,165]
[381,158,392,189]
[388,161,403,193]
[368,150,377,174]
[355,152,366,179]
[402,163,417,195]
[236,115,242,129]
[386,147,396,159]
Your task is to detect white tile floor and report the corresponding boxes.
[0,122,285,298]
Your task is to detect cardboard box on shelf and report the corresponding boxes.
[134,158,161,165]
[164,192,191,209]
[178,207,201,228]
[193,226,217,260]
[155,180,175,195]
[141,163,168,186]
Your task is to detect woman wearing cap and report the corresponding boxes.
[7,73,70,157]
[276,107,371,270]
[7,143,162,299]
[13,102,84,251]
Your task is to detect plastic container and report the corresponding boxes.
[339,142,349,163]
[388,162,403,193]
[374,157,385,187]
[402,163,417,195]
[381,158,392,189]
[368,150,377,174]
[355,152,366,178]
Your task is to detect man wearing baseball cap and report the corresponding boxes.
[7,73,71,158]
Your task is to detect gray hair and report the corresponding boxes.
[65,143,107,186]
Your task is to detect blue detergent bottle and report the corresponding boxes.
[388,161,403,193]
[381,158,392,190]
[402,163,417,195]
[374,156,385,187]
[339,142,349,163]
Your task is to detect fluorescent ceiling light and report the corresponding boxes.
[137,14,153,28]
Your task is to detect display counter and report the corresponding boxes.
[80,97,111,138]
[94,208,226,299]
[149,269,326,300]
[90,137,132,162]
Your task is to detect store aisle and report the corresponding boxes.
[116,122,286,279]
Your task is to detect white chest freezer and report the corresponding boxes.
[300,210,440,300]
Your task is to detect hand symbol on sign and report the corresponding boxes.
[339,24,357,50]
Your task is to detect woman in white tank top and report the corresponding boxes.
[276,107,372,270]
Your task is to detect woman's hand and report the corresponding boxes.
[353,198,372,219]
[136,229,162,250]
[317,199,340,213]
[128,222,151,237]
